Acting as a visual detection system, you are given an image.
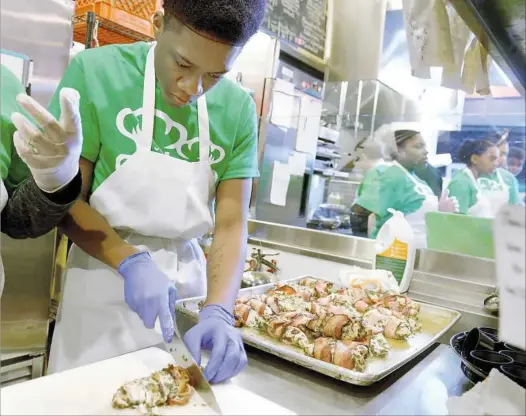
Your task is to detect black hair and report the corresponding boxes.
[394,130,420,148]
[458,139,495,166]
[509,146,526,161]
[163,0,267,45]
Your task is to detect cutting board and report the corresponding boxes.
[0,348,296,416]
[425,211,494,259]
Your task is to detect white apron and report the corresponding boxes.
[48,43,216,374]
[477,169,509,217]
[464,168,492,218]
[393,161,439,248]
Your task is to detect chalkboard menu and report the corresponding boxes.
[262,0,328,60]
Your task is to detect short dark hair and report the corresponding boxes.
[163,0,267,45]
[509,146,526,161]
[394,130,420,148]
[458,139,495,166]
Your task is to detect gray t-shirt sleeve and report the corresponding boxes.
[1,172,81,239]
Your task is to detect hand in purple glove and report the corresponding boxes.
[117,252,177,343]
[184,304,247,384]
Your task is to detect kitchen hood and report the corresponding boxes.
[451,0,525,95]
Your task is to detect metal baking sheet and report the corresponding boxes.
[176,276,461,386]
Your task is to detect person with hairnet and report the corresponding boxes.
[352,130,458,247]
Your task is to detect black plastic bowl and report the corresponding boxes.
[500,365,526,388]
[463,328,499,359]
[499,350,526,368]
[479,327,498,338]
[470,350,513,373]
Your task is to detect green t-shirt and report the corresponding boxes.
[478,168,521,205]
[447,169,478,214]
[356,162,385,198]
[48,42,259,194]
[355,164,428,238]
[0,64,30,188]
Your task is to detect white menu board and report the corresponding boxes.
[494,205,526,350]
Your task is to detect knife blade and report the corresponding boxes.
[163,320,222,415]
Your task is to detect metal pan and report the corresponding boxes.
[176,276,461,386]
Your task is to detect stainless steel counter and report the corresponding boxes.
[226,343,469,415]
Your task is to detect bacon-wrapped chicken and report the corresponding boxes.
[362,309,412,339]
[310,337,369,371]
[232,278,421,373]
[368,333,391,357]
[112,365,193,411]
[379,294,420,317]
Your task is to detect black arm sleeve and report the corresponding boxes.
[1,171,81,239]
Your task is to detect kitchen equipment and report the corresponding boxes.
[255,59,323,227]
[176,276,461,386]
[500,365,526,388]
[479,327,499,338]
[0,347,296,415]
[500,350,526,368]
[460,362,485,385]
[241,271,274,288]
[469,351,513,373]
[483,289,500,313]
[505,343,526,353]
[163,319,221,415]
[451,331,488,381]
[462,328,501,359]
[450,330,524,386]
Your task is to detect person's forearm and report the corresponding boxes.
[1,172,81,239]
[204,222,247,312]
[59,199,139,269]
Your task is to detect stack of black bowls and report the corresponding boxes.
[450,327,526,387]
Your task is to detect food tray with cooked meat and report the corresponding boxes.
[176,276,460,386]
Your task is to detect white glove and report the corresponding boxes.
[11,88,83,193]
[438,189,459,213]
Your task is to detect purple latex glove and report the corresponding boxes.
[184,304,247,384]
[118,252,177,343]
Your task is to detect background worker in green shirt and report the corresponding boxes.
[0,64,82,297]
[508,146,525,178]
[352,130,458,247]
[447,138,499,217]
[476,131,522,215]
[16,0,267,382]
[508,146,525,200]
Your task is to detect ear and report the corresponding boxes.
[152,10,165,39]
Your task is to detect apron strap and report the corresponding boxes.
[496,168,508,189]
[393,161,434,195]
[197,96,210,163]
[139,42,157,151]
[464,167,483,197]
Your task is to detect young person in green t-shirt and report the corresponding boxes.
[352,130,458,247]
[476,131,522,215]
[448,139,499,216]
[15,0,266,383]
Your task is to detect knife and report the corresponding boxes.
[162,318,222,415]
